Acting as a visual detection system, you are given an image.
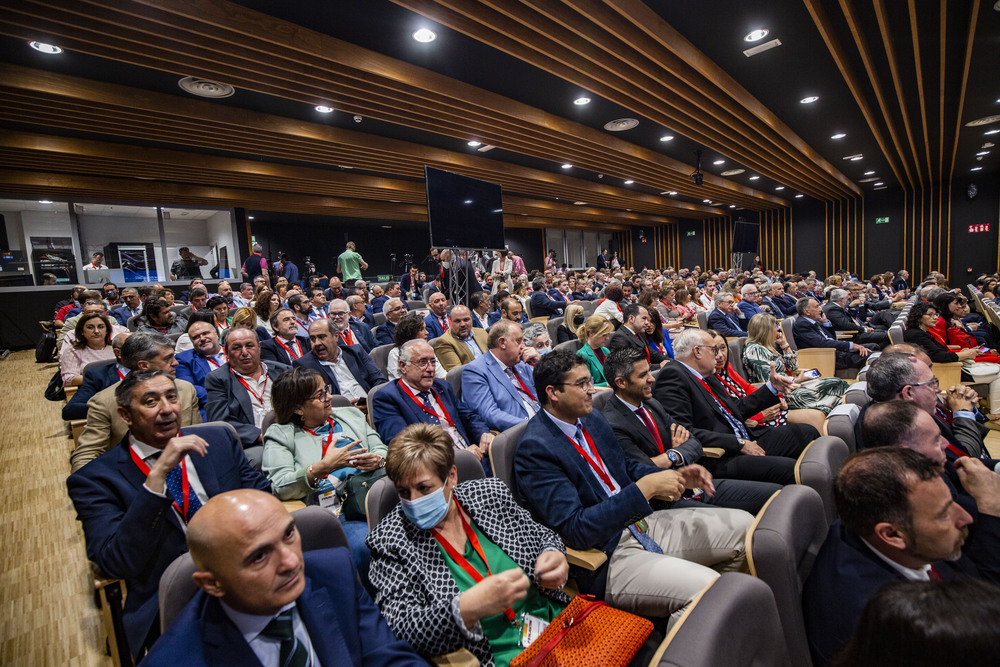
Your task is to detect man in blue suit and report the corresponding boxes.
[62,332,130,420]
[528,278,565,318]
[423,292,452,338]
[514,350,752,618]
[293,319,386,407]
[110,287,142,326]
[372,340,492,465]
[260,308,311,366]
[375,298,406,346]
[791,297,872,369]
[143,489,424,666]
[707,292,747,337]
[461,320,542,431]
[736,283,767,320]
[175,320,227,407]
[66,370,270,659]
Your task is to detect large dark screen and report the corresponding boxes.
[731,221,760,253]
[425,166,505,249]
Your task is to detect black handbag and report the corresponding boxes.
[44,368,65,401]
[336,467,386,521]
[36,329,57,363]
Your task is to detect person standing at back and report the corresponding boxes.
[337,241,369,283]
[241,243,270,288]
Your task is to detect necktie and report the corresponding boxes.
[636,407,665,453]
[928,565,943,581]
[161,457,202,523]
[817,322,833,340]
[703,385,750,439]
[259,609,310,667]
[505,367,540,413]
[417,391,436,422]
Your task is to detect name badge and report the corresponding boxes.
[520,613,550,648]
[316,476,342,515]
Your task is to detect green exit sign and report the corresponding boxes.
[875,216,890,224]
[377,274,392,281]
[686,231,696,237]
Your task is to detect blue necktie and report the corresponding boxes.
[703,383,750,439]
[506,367,540,413]
[260,609,310,667]
[163,459,202,523]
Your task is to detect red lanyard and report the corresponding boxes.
[130,445,193,523]
[509,368,536,401]
[117,367,126,380]
[232,369,268,404]
[696,376,741,420]
[217,319,229,330]
[304,417,337,456]
[716,370,746,399]
[565,426,618,492]
[340,328,355,346]
[276,337,303,360]
[398,380,455,427]
[206,353,225,369]
[432,500,517,624]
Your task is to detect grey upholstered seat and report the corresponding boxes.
[794,436,850,524]
[369,343,394,377]
[825,403,860,452]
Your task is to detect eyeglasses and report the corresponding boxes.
[695,344,727,355]
[309,385,333,401]
[557,377,595,390]
[389,305,406,312]
[329,310,349,317]
[901,377,940,393]
[410,357,437,369]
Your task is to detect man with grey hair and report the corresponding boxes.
[371,339,493,467]
[792,296,872,370]
[653,328,807,485]
[462,320,541,430]
[346,296,378,351]
[71,332,202,472]
[325,297,373,353]
[241,243,269,287]
[823,288,889,348]
[376,297,406,346]
[736,282,768,320]
[707,292,747,337]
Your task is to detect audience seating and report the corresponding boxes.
[796,347,837,379]
[887,324,904,346]
[445,364,465,399]
[126,315,140,332]
[794,436,850,524]
[779,317,797,351]
[367,383,389,427]
[546,316,563,344]
[406,300,426,310]
[728,337,748,379]
[579,300,598,317]
[825,403,860,452]
[696,310,708,330]
[369,343,394,377]
[590,387,614,412]
[745,485,828,667]
[842,381,868,406]
[554,339,583,353]
[373,312,387,326]
[647,572,792,667]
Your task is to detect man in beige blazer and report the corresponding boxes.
[434,305,489,371]
[70,332,201,472]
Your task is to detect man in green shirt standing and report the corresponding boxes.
[336,241,368,282]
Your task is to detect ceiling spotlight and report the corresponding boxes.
[467,140,481,147]
[795,194,804,198]
[971,167,983,171]
[775,186,785,191]
[729,205,737,209]
[659,135,674,142]
[668,191,678,195]
[703,199,712,203]
[561,163,573,169]
[977,151,990,156]
[749,175,760,181]
[29,41,62,54]
[864,170,876,175]
[690,149,704,186]
[314,105,334,113]
[412,28,437,42]
[744,29,769,42]
[985,129,1000,135]
[800,96,819,104]
[850,155,863,161]
[874,182,884,186]
[624,179,634,184]
[713,159,725,165]
[248,216,255,220]
[831,133,847,140]
[38,199,53,204]
[573,97,591,106]
[573,201,586,205]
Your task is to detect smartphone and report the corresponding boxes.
[802,368,821,379]
[980,346,990,354]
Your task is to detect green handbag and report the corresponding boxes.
[335,467,387,521]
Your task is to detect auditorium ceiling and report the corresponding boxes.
[0,0,996,231]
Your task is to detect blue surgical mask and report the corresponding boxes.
[537,346,552,356]
[400,484,452,530]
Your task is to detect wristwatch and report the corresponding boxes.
[737,438,746,448]
[666,450,682,467]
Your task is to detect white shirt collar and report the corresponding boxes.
[677,359,704,380]
[542,408,582,438]
[220,600,297,645]
[129,435,162,461]
[860,537,932,581]
[233,362,268,381]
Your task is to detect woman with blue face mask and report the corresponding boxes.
[366,424,570,667]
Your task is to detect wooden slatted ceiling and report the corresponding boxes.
[0,0,786,213]
[393,0,860,199]
[0,64,732,221]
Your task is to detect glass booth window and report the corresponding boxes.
[76,204,162,284]
[161,207,239,281]
[0,199,75,287]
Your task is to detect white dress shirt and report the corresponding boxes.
[542,409,621,496]
[321,356,364,400]
[131,436,208,531]
[233,365,274,428]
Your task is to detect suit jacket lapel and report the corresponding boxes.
[201,596,265,667]
[297,580,352,664]
[227,368,255,425]
[610,397,657,452]
[486,353,524,407]
[116,437,187,535]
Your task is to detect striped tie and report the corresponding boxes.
[260,609,310,667]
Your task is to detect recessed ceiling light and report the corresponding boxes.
[744,38,782,57]
[874,182,884,186]
[248,216,255,220]
[412,28,436,43]
[661,191,678,196]
[775,186,785,191]
[467,140,481,147]
[713,160,725,165]
[745,29,770,42]
[850,156,863,161]
[985,129,1000,135]
[977,151,991,156]
[864,170,876,175]
[659,135,674,142]
[721,168,745,177]
[29,41,62,54]
[831,133,847,140]
[971,167,983,171]
[604,118,639,132]
[966,114,1000,127]
[703,199,712,203]
[623,179,634,184]
[381,225,393,229]
[178,76,234,98]
[800,96,819,104]
[574,97,591,106]
[859,178,879,183]
[795,194,804,198]
[561,163,573,169]
[730,205,737,209]
[314,105,333,113]
[749,175,760,181]
[573,201,586,205]
[843,154,863,160]
[38,200,53,204]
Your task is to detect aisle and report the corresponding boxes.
[0,351,109,666]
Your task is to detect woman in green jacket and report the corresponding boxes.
[575,314,615,387]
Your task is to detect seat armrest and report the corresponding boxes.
[281,500,307,512]
[564,545,608,570]
[433,649,480,666]
[702,447,726,459]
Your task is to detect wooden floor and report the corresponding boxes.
[0,351,110,667]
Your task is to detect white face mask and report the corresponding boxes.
[441,261,451,268]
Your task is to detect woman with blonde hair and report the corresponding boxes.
[556,303,584,344]
[576,314,614,387]
[742,313,847,416]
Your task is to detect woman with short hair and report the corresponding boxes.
[576,314,614,387]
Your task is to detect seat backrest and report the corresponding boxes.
[260,410,276,436]
[650,572,792,667]
[780,316,797,351]
[579,300,597,316]
[888,325,904,345]
[369,343,394,377]
[159,506,346,630]
[488,421,530,501]
[329,394,353,409]
[546,317,564,344]
[374,312,387,326]
[696,310,708,330]
[745,485,828,667]
[126,315,139,332]
[794,436,850,524]
[728,337,748,379]
[554,339,583,353]
[364,449,485,531]
[184,420,241,442]
[445,364,465,399]
[367,382,390,427]
[843,381,869,406]
[590,387,614,412]
[81,357,116,376]
[406,300,426,310]
[825,403,860,452]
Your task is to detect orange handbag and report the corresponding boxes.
[510,594,653,667]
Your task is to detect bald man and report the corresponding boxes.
[143,490,425,666]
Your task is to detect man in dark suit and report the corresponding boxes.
[348,294,377,330]
[175,320,227,407]
[792,297,873,369]
[371,339,492,466]
[528,278,566,318]
[707,293,747,337]
[328,298,375,353]
[596,248,609,271]
[375,298,406,346]
[891,269,910,293]
[143,489,423,666]
[293,319,386,408]
[608,304,669,366]
[205,327,289,466]
[653,329,809,484]
[423,292,452,339]
[66,370,270,659]
[470,291,491,329]
[603,348,782,514]
[110,287,142,326]
[62,332,130,420]
[769,282,798,317]
[514,350,752,618]
[438,248,480,309]
[802,448,989,666]
[823,288,888,348]
[260,308,311,366]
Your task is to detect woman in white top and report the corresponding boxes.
[387,312,447,381]
[60,312,116,385]
[593,283,625,323]
[489,249,513,295]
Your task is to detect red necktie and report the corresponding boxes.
[636,406,665,454]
